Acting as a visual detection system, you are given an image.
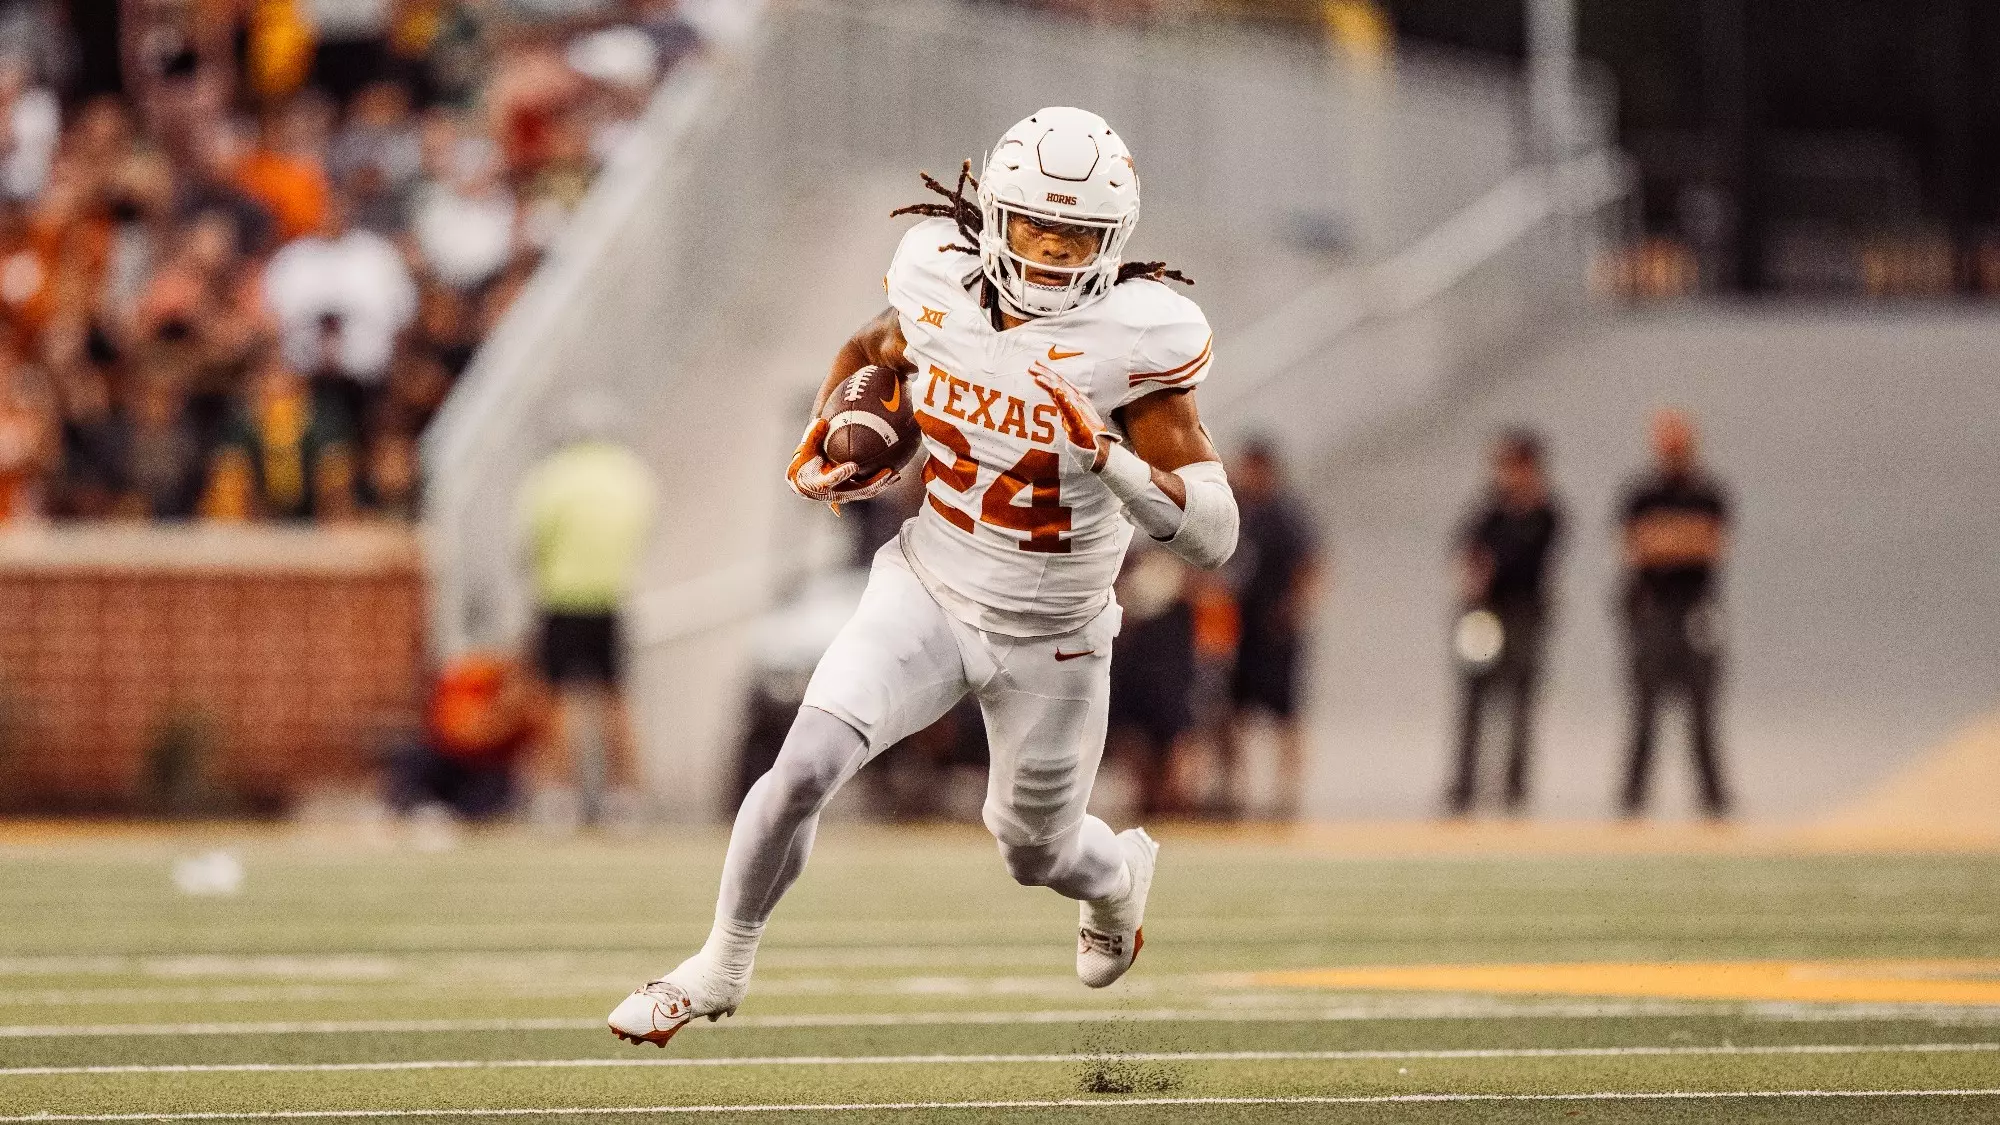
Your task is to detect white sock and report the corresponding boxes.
[702,917,763,981]
[1092,861,1134,908]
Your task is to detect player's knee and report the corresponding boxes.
[755,759,835,820]
[996,834,1078,888]
[998,841,1060,887]
[765,709,866,817]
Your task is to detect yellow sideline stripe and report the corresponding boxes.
[1258,960,2000,1005]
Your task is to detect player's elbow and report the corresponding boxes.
[1164,521,1237,570]
[1160,463,1238,570]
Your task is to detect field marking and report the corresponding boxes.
[3,1042,1997,1078]
[0,1018,604,1039]
[0,974,1184,1008]
[6,1090,2000,1120]
[0,1005,1715,1040]
[10,995,2000,1039]
[1262,959,2000,1005]
[0,949,1079,979]
[7,903,1994,956]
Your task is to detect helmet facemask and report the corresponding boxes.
[980,201,1134,317]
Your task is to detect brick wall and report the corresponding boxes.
[0,526,425,813]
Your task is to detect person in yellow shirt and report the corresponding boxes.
[517,404,655,831]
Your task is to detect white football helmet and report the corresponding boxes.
[977,107,1141,318]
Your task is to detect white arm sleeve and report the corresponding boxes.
[1161,460,1238,569]
[1097,446,1239,569]
[1096,440,1182,538]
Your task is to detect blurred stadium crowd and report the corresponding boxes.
[0,0,700,524]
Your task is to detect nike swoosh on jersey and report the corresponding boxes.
[1054,648,1095,662]
[1047,346,1085,361]
[881,380,901,412]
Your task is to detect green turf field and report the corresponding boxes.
[1,825,1997,1122]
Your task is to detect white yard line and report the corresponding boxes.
[5,1090,2000,1121]
[0,949,1071,979]
[6,912,1990,953]
[0,1018,604,1039]
[0,1005,1690,1040]
[0,975,1210,1008]
[1,1042,1997,1077]
[10,996,2000,1039]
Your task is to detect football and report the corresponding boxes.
[820,364,918,478]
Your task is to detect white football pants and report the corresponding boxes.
[715,541,1129,930]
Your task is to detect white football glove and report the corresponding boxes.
[1031,366,1115,473]
[785,417,899,505]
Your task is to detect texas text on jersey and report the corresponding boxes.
[889,216,1213,637]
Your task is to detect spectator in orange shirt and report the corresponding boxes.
[233,99,332,243]
[0,325,57,521]
[0,199,51,341]
[387,650,541,821]
[21,158,113,344]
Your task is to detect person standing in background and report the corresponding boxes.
[518,400,656,833]
[200,339,358,523]
[387,650,541,822]
[1445,431,1564,817]
[1618,408,1733,819]
[1221,439,1321,820]
[1108,545,1197,818]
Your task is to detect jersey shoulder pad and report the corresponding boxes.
[886,218,980,333]
[1110,280,1213,407]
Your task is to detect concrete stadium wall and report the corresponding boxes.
[1298,308,2000,822]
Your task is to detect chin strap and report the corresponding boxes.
[1098,447,1239,570]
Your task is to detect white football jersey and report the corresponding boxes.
[884,218,1213,637]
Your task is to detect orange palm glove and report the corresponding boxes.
[1031,366,1115,473]
[785,416,898,504]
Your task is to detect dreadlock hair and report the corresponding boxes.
[890,161,1193,288]
[1118,260,1195,286]
[889,161,984,257]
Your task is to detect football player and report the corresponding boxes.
[610,107,1239,1046]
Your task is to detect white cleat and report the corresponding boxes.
[606,950,747,1047]
[1077,827,1158,989]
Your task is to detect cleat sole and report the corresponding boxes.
[609,1020,690,1047]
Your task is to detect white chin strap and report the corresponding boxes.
[1015,278,1081,316]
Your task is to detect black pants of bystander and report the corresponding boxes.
[1621,605,1730,817]
[1447,608,1544,816]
